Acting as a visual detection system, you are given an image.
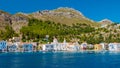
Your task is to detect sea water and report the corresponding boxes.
[0,51,120,68]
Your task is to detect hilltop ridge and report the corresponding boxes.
[32,7,98,26]
[0,7,102,33]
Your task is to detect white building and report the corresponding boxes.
[108,43,120,51]
[42,38,67,51]
[87,44,94,49]
[42,38,80,51]
[42,44,54,51]
[66,43,80,51]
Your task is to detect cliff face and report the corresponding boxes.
[0,11,28,32]
[10,13,29,33]
[0,10,12,30]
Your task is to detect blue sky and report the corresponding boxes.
[0,0,120,22]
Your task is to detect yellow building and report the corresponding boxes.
[94,44,102,51]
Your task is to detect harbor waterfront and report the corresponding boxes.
[1,38,120,52]
[0,52,120,68]
[1,37,120,68]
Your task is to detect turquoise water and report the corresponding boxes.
[0,52,120,68]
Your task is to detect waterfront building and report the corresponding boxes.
[66,44,76,51]
[100,43,108,50]
[7,43,19,52]
[87,44,94,49]
[18,42,24,52]
[42,38,80,51]
[117,43,120,51]
[31,42,38,52]
[42,38,68,51]
[108,43,120,51]
[80,42,87,50]
[42,44,54,51]
[22,44,33,52]
[0,41,7,52]
[94,44,102,51]
[8,44,18,52]
[53,38,68,51]
[59,38,68,51]
[66,42,80,51]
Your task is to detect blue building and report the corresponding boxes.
[22,44,33,52]
[0,41,7,52]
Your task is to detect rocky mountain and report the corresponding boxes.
[10,13,29,33]
[32,7,99,26]
[0,10,11,30]
[0,11,29,32]
[0,7,103,33]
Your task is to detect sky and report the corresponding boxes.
[0,0,120,22]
